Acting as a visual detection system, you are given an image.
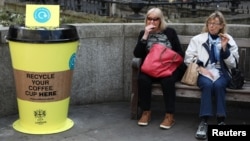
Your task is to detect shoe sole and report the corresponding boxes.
[195,134,207,140]
[138,122,148,126]
[159,122,175,129]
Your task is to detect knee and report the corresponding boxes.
[138,73,151,84]
[214,83,226,89]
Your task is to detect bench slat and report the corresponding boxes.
[151,82,250,103]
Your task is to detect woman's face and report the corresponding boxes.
[146,13,161,31]
[207,17,223,35]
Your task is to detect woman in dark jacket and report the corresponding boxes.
[133,7,186,129]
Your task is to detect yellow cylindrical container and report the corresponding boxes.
[6,25,79,134]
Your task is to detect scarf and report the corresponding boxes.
[208,34,221,64]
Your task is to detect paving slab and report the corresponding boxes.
[0,99,250,141]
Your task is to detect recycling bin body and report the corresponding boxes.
[6,25,79,134]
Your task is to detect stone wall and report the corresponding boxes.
[0,23,250,117]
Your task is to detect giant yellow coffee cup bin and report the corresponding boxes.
[6,25,79,134]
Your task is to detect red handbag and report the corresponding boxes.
[141,43,183,78]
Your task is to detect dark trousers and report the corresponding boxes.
[138,69,182,113]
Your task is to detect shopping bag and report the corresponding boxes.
[181,58,198,86]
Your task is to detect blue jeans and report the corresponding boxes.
[197,74,229,118]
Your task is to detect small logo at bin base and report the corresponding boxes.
[34,109,47,125]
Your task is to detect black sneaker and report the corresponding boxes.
[195,121,208,140]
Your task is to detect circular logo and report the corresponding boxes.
[33,7,51,23]
[69,53,76,70]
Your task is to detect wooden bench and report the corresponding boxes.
[130,35,250,119]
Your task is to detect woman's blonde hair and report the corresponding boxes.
[144,8,167,30]
[202,11,227,34]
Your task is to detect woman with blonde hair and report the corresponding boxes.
[184,11,239,139]
[133,7,186,129]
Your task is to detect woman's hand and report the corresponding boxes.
[145,25,156,33]
[219,33,229,51]
[142,25,156,40]
[198,67,215,79]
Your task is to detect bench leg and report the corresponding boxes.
[131,62,142,120]
[130,92,139,119]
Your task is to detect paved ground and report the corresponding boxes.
[0,98,250,141]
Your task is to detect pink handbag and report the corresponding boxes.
[141,43,183,78]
